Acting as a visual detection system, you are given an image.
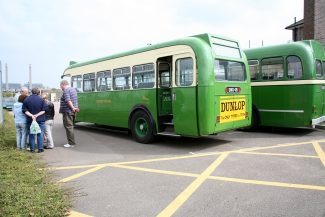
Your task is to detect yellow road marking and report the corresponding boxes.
[110,163,325,191]
[237,151,319,158]
[111,164,198,178]
[156,153,229,217]
[58,165,107,183]
[69,210,93,217]
[52,140,313,171]
[312,141,325,168]
[232,141,309,153]
[56,139,325,217]
[52,164,107,170]
[51,152,222,170]
[209,176,325,191]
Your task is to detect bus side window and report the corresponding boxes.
[316,60,322,78]
[176,58,193,86]
[287,56,303,79]
[83,73,95,92]
[323,61,325,77]
[261,57,284,80]
[248,60,259,81]
[96,70,111,91]
[132,63,155,89]
[113,67,131,90]
[71,75,83,92]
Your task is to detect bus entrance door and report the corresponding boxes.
[171,53,198,136]
[157,61,174,133]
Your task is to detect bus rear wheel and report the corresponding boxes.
[130,110,155,143]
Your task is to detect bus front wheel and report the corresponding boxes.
[130,110,155,143]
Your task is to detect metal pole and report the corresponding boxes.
[0,61,3,124]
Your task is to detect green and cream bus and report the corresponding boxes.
[245,40,325,129]
[62,33,252,143]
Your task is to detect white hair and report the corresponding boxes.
[20,86,28,94]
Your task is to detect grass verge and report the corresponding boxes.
[0,110,72,217]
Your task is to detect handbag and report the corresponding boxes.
[30,120,41,134]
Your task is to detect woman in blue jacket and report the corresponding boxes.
[13,94,28,150]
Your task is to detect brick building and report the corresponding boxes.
[285,0,325,45]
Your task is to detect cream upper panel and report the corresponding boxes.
[64,45,195,76]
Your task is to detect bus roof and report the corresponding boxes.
[244,40,325,60]
[63,33,239,74]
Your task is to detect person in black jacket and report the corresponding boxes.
[22,88,48,153]
[43,95,55,149]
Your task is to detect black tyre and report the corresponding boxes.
[130,110,155,143]
[249,107,260,131]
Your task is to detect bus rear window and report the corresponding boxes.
[214,60,245,81]
[213,44,241,59]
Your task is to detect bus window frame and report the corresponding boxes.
[286,55,303,80]
[248,59,260,81]
[158,62,171,88]
[323,61,325,78]
[175,57,194,87]
[261,56,284,81]
[96,70,112,92]
[71,75,83,92]
[316,59,323,79]
[132,63,155,89]
[113,67,131,91]
[172,53,197,87]
[83,72,96,92]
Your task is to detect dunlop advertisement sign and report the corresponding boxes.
[219,95,246,123]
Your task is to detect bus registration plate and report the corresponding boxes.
[219,95,246,123]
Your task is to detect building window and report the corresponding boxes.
[261,57,284,80]
[113,67,131,90]
[132,64,155,89]
[83,73,95,92]
[97,70,111,91]
[176,58,193,86]
[287,56,303,79]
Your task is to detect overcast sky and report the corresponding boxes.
[0,0,303,88]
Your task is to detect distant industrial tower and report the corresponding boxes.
[5,63,8,91]
[29,64,32,90]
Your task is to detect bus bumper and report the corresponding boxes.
[312,116,325,127]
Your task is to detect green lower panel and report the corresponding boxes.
[76,90,157,128]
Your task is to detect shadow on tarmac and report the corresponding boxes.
[247,126,316,136]
[74,123,230,151]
